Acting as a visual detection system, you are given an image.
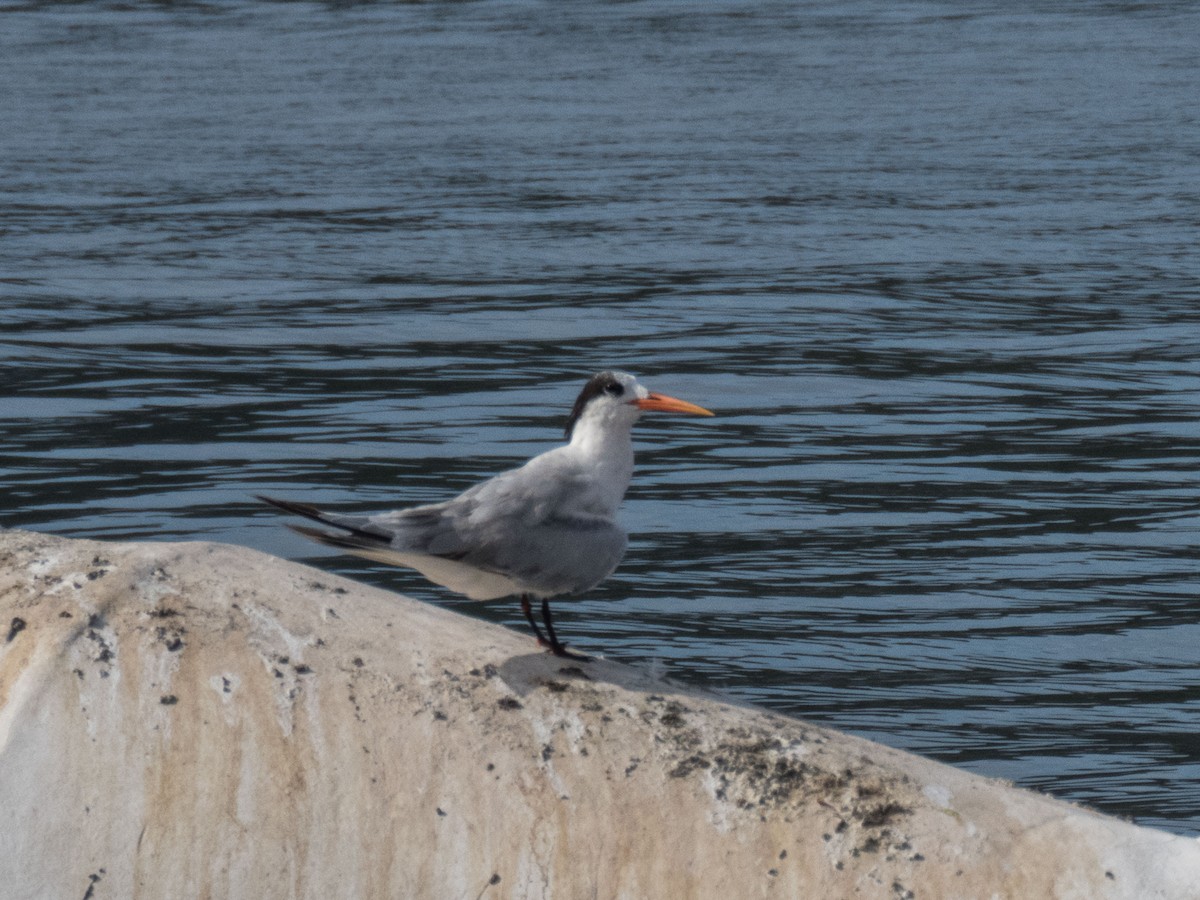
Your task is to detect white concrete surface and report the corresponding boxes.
[2,529,1197,899]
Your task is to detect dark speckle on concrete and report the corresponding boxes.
[497,697,523,710]
[669,754,710,779]
[7,616,26,642]
[85,624,114,664]
[861,802,910,829]
[81,869,104,900]
[160,695,178,705]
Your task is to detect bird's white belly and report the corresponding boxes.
[342,548,528,601]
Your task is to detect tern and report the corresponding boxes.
[258,371,713,659]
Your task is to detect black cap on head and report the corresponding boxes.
[565,371,627,439]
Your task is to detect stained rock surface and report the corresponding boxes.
[1,529,1197,899]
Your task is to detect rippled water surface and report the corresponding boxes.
[3,1,1199,833]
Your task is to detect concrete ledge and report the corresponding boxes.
[1,529,1196,899]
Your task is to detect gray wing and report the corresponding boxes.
[369,460,628,597]
[259,455,628,599]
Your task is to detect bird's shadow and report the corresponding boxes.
[495,649,696,701]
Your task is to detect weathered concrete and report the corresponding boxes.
[0,529,1197,899]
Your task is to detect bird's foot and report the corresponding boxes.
[536,636,591,662]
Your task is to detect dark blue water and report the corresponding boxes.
[2,1,1199,834]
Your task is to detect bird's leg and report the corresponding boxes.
[520,594,549,646]
[540,597,590,662]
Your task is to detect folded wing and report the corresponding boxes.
[257,474,627,602]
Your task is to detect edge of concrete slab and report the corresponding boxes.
[1,529,1196,900]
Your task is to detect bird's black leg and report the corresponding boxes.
[541,597,590,662]
[520,594,549,646]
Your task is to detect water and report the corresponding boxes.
[2,1,1199,834]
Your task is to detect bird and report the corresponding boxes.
[257,370,713,660]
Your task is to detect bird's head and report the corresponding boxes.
[565,370,713,442]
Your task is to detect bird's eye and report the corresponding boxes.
[604,382,624,396]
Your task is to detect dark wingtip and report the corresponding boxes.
[262,496,393,548]
[287,523,387,552]
[257,495,326,520]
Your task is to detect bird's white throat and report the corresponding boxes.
[564,408,637,512]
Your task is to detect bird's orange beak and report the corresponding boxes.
[633,392,714,416]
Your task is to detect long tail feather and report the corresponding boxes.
[256,495,391,545]
[256,495,327,523]
[287,523,390,551]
